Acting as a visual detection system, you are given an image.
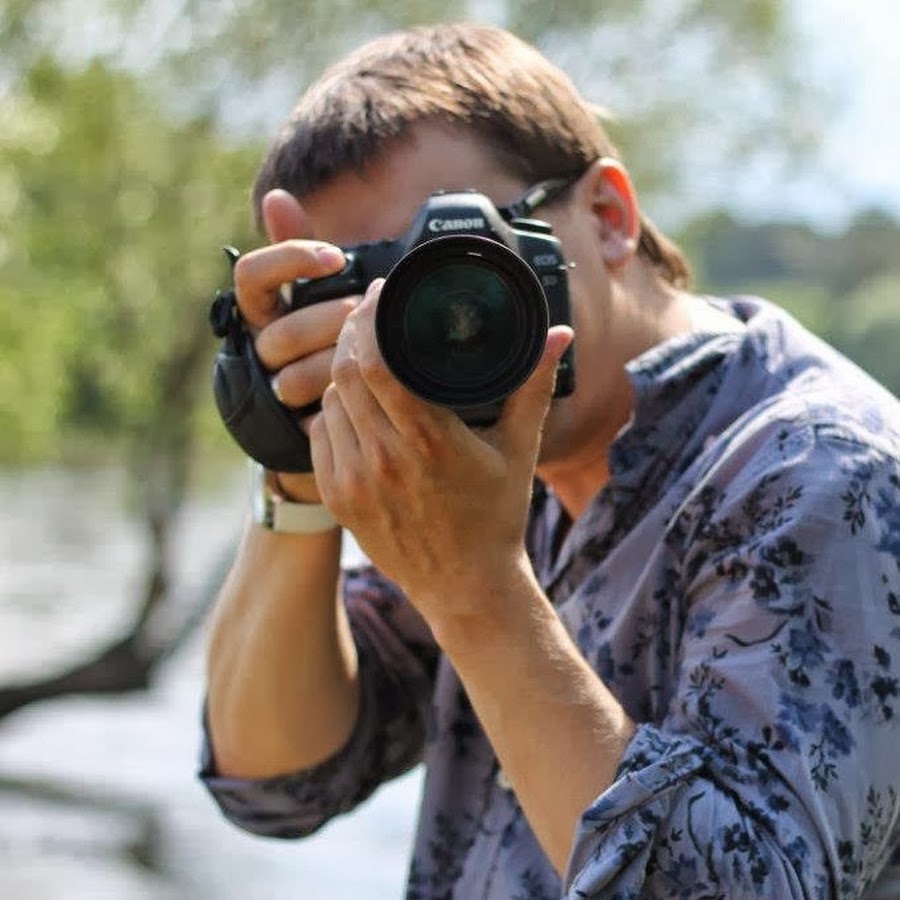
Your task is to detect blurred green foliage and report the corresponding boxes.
[0,0,893,473]
[683,211,900,395]
[0,57,259,464]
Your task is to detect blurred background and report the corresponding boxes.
[1,0,898,897]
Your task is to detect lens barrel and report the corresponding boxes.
[375,235,548,418]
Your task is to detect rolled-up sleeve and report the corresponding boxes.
[565,424,900,898]
[200,565,438,838]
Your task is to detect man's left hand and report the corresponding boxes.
[309,277,573,626]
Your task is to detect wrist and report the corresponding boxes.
[249,462,339,534]
[271,470,322,504]
[421,552,542,653]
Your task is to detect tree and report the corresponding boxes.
[0,0,820,717]
[4,1,817,220]
[681,208,900,396]
[0,57,259,718]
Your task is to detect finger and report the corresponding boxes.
[331,298,403,452]
[494,325,574,457]
[319,382,362,473]
[346,281,457,439]
[262,189,312,243]
[233,241,346,330]
[298,411,317,437]
[255,295,360,370]
[308,411,335,491]
[270,348,333,409]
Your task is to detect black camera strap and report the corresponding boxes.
[209,249,315,473]
[500,176,577,222]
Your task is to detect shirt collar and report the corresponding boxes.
[538,301,752,592]
[609,310,748,487]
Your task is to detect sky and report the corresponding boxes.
[168,0,900,231]
[36,0,900,231]
[745,0,900,226]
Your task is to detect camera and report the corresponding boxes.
[292,189,575,425]
[210,188,575,472]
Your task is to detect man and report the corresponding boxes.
[200,23,900,899]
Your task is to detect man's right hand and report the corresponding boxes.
[232,188,361,500]
[206,190,362,780]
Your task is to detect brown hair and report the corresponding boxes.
[253,23,691,288]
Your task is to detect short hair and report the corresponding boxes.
[253,23,691,288]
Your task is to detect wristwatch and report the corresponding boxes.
[249,461,338,533]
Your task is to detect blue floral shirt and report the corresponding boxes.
[201,297,900,899]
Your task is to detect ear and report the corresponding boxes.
[579,158,640,268]
[261,188,314,243]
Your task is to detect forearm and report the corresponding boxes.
[205,522,359,779]
[428,555,635,874]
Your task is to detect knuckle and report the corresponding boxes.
[331,353,359,388]
[232,254,268,312]
[368,440,400,482]
[320,382,341,410]
[308,412,327,444]
[335,296,360,322]
[231,253,254,293]
[407,419,443,461]
[357,351,389,386]
[335,467,366,508]
[254,321,284,367]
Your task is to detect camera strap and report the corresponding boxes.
[500,175,578,221]
[209,250,315,473]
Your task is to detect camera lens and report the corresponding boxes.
[375,236,548,413]
[403,263,518,385]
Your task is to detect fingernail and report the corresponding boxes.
[270,374,286,405]
[316,246,345,269]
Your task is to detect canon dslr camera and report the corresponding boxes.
[210,187,575,472]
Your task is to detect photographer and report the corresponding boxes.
[200,23,900,898]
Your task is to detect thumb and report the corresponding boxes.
[262,189,313,243]
[494,325,574,457]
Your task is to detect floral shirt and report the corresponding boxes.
[200,297,900,899]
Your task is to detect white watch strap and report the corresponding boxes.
[249,462,338,534]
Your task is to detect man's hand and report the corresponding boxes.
[308,278,632,875]
[233,189,360,501]
[309,277,573,625]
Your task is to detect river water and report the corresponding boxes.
[0,466,421,899]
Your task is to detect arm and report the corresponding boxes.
[311,280,634,872]
[311,281,900,893]
[205,188,363,780]
[202,559,438,837]
[431,561,636,873]
[202,191,437,827]
[205,524,355,778]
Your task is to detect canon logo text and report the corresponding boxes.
[427,217,486,233]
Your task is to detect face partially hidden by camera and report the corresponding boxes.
[293,122,686,503]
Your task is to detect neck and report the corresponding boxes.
[538,273,702,521]
[536,451,613,522]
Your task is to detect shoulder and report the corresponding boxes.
[667,303,900,559]
[702,296,900,484]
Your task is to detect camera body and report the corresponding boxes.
[292,190,575,424]
[209,189,576,473]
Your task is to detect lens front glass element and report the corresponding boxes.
[403,263,519,387]
[375,236,547,409]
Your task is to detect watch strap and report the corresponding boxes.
[249,462,338,533]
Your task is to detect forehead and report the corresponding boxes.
[299,123,527,246]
